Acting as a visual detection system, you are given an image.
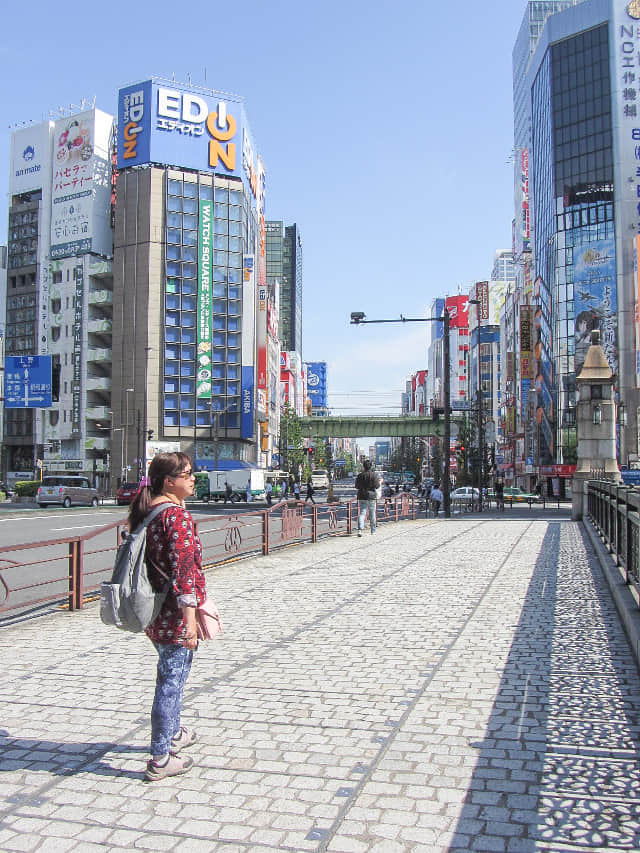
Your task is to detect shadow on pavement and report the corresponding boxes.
[446,522,640,851]
[0,729,146,781]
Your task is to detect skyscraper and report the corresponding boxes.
[516,0,638,483]
[266,221,302,358]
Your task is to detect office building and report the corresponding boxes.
[266,220,302,358]
[518,0,639,486]
[5,110,114,487]
[112,78,272,482]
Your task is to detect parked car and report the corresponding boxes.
[451,486,480,504]
[37,476,100,508]
[116,482,140,506]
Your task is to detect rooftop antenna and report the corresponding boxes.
[188,72,192,85]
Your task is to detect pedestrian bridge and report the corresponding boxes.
[298,415,447,438]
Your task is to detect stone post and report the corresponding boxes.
[572,330,620,520]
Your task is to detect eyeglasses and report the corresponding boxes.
[173,470,194,479]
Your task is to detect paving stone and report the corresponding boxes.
[2,517,640,853]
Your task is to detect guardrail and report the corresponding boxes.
[0,494,416,617]
[588,481,640,597]
[450,496,569,512]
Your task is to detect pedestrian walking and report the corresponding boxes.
[495,478,505,511]
[266,481,273,506]
[430,483,443,518]
[223,481,233,504]
[246,478,252,503]
[293,480,301,500]
[355,459,380,536]
[306,479,315,503]
[127,452,204,782]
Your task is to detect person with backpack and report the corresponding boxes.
[127,452,205,782]
[355,459,380,536]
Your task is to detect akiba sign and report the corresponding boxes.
[117,79,265,212]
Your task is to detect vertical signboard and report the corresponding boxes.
[475,281,489,321]
[197,199,213,398]
[520,308,532,423]
[635,236,640,387]
[444,295,469,329]
[241,366,254,438]
[306,362,327,409]
[573,238,617,376]
[72,262,84,435]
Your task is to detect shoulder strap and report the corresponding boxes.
[140,502,178,582]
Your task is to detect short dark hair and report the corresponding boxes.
[363,459,372,470]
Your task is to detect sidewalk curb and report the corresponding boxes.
[582,516,640,670]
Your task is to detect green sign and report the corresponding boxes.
[197,199,213,398]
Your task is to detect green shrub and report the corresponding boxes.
[14,480,40,497]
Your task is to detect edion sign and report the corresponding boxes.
[117,79,264,212]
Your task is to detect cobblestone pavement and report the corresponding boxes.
[1,515,640,852]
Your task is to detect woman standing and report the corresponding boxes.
[128,452,205,782]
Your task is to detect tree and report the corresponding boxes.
[323,438,333,475]
[280,404,304,476]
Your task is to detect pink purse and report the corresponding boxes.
[195,597,223,640]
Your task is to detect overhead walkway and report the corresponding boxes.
[299,414,453,438]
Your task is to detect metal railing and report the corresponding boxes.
[588,481,640,597]
[0,494,417,616]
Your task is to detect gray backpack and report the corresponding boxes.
[100,502,174,633]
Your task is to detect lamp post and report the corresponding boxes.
[123,388,134,482]
[350,310,451,518]
[468,299,484,512]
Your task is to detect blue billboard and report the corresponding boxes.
[241,366,254,439]
[5,356,52,408]
[306,362,327,409]
[117,79,264,215]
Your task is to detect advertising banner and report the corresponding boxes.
[72,263,84,435]
[50,109,113,260]
[5,356,52,408]
[241,366,254,439]
[117,79,264,217]
[445,295,469,329]
[489,280,508,325]
[306,362,327,409]
[573,238,617,376]
[197,199,213,398]
[9,123,52,196]
[475,281,489,321]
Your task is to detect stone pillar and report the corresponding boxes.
[572,331,620,520]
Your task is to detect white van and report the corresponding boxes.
[311,469,330,489]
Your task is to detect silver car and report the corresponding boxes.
[451,486,480,504]
[37,476,100,508]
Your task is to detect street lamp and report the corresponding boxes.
[123,388,134,482]
[350,310,452,518]
[468,299,484,511]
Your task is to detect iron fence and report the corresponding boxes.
[588,480,640,596]
[0,494,417,616]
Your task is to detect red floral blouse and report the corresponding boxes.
[145,504,206,645]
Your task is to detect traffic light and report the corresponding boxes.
[147,429,154,441]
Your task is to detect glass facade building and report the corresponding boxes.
[163,175,251,433]
[266,220,302,358]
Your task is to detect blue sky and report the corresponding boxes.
[2,0,527,416]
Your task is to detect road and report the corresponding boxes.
[0,480,359,620]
